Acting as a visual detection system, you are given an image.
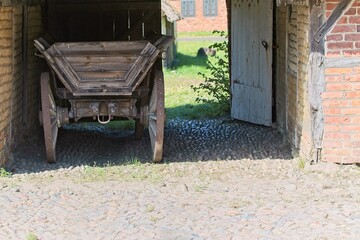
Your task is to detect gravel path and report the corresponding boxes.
[1,118,359,239]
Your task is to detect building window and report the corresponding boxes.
[181,0,195,17]
[203,0,217,17]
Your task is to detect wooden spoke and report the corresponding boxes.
[148,70,165,162]
[40,72,59,163]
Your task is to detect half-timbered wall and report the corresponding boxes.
[322,0,360,163]
[0,4,43,166]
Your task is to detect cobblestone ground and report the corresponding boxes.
[1,119,360,239]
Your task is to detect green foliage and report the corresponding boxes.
[26,233,39,240]
[191,30,230,111]
[0,168,11,178]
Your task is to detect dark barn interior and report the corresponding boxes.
[44,0,161,42]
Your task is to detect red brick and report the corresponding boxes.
[326,83,353,91]
[352,149,360,156]
[324,116,351,124]
[342,156,360,164]
[325,148,351,156]
[327,51,342,57]
[337,16,348,24]
[345,75,360,82]
[344,50,360,56]
[324,125,342,132]
[326,34,344,41]
[326,75,344,82]
[345,91,360,98]
[325,132,351,140]
[354,67,360,73]
[343,141,360,148]
[342,125,360,131]
[323,140,343,148]
[324,108,341,115]
[344,33,360,41]
[345,8,357,16]
[349,16,360,24]
[342,108,360,115]
[352,83,360,90]
[352,99,360,106]
[325,67,353,75]
[351,116,360,124]
[327,41,353,50]
[351,134,360,140]
[331,25,356,33]
[323,99,349,108]
[321,92,344,99]
[323,154,343,163]
[326,3,337,11]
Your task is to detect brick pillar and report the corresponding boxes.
[0,7,14,165]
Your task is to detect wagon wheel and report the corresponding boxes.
[40,72,59,163]
[148,70,165,162]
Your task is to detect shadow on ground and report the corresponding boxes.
[9,116,292,174]
[171,53,208,68]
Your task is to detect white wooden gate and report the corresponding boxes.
[231,0,273,126]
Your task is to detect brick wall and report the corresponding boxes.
[0,5,43,166]
[276,5,313,159]
[169,0,227,32]
[0,7,14,166]
[322,0,360,163]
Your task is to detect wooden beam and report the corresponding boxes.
[314,0,355,43]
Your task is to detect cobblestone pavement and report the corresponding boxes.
[1,160,360,240]
[1,119,360,239]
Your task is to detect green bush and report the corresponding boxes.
[191,30,230,112]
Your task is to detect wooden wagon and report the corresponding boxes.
[35,36,173,163]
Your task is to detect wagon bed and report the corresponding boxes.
[35,37,172,96]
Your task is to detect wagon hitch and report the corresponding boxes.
[97,114,112,125]
[95,102,117,125]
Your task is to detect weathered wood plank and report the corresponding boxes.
[78,71,128,81]
[63,56,138,64]
[314,0,355,43]
[71,62,132,72]
[309,53,325,150]
[53,41,147,52]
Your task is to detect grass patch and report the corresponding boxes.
[298,158,306,170]
[26,233,39,240]
[164,40,228,119]
[0,168,11,178]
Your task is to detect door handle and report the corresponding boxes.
[261,41,268,50]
